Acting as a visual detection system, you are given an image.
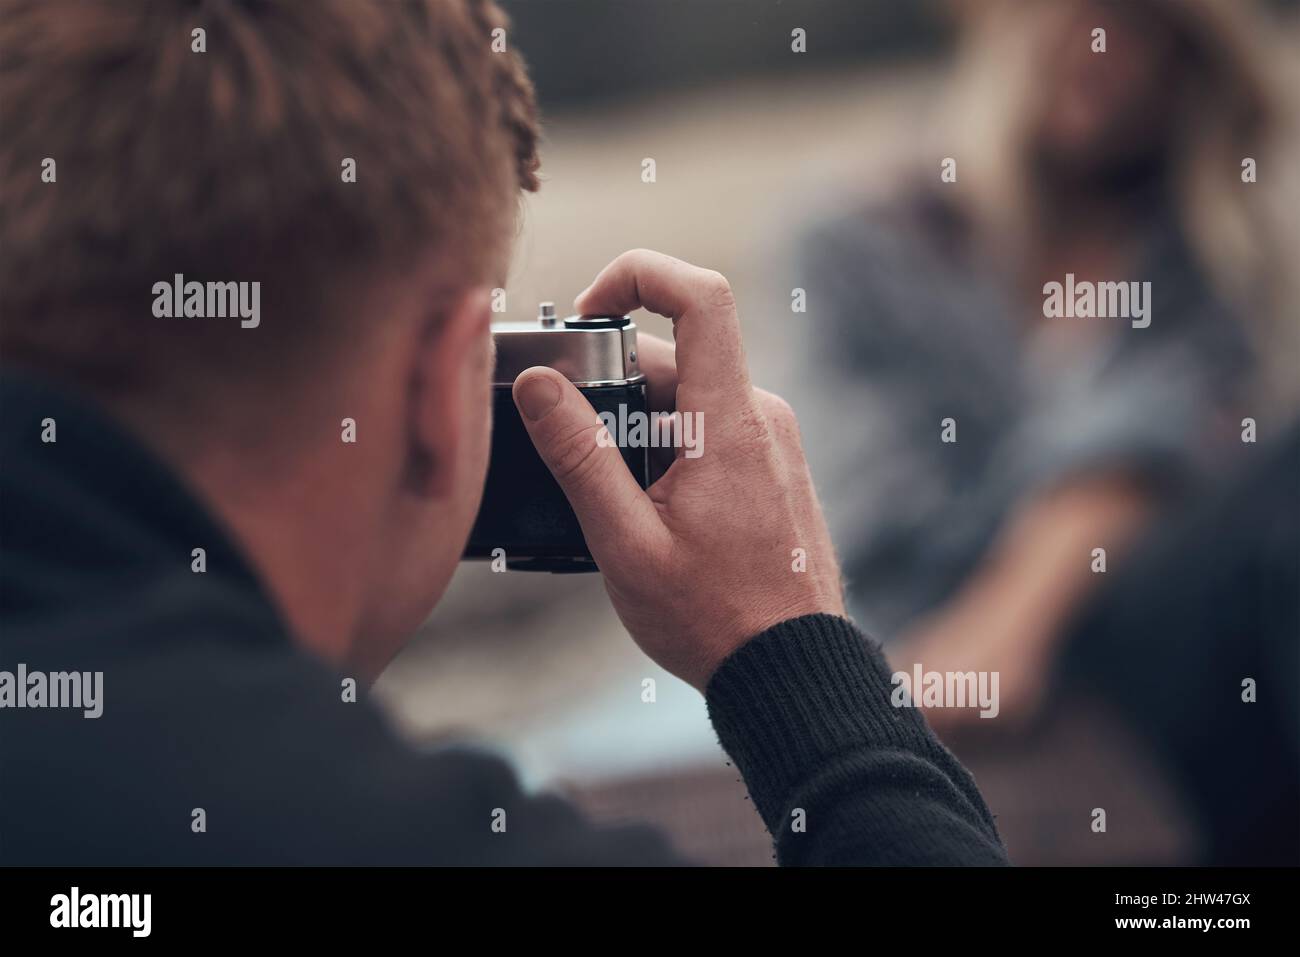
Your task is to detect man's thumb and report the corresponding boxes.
[512,367,662,556]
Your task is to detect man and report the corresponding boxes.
[0,0,1007,865]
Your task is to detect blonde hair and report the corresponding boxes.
[939,0,1300,404]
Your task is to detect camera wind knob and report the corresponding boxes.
[538,302,558,327]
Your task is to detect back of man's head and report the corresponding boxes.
[0,0,539,401]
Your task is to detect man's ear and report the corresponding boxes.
[407,286,492,499]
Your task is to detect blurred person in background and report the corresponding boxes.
[794,0,1300,727]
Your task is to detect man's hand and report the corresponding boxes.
[512,250,845,691]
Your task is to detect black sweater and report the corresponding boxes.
[0,373,1007,866]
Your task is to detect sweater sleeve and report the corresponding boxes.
[705,614,1009,865]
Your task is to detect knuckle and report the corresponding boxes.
[756,390,805,455]
[623,247,663,270]
[759,390,794,421]
[700,270,735,308]
[547,421,607,489]
[757,389,798,428]
[727,402,775,456]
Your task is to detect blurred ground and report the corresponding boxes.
[561,696,1197,866]
[371,64,1198,865]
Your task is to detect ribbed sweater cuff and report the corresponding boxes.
[705,613,937,834]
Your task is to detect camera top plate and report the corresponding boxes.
[490,303,644,387]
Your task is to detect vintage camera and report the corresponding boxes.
[463,302,649,572]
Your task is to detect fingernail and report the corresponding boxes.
[573,284,592,307]
[515,373,561,421]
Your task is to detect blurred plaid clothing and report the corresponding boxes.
[792,188,1253,638]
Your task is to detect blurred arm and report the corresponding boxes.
[898,475,1151,726]
[952,475,1150,638]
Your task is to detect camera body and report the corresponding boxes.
[463,303,649,572]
